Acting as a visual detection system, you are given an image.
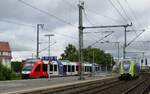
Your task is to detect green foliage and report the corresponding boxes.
[83,48,114,67]
[60,44,114,67]
[0,63,20,81]
[11,61,23,73]
[60,44,79,62]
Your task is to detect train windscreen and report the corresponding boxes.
[123,62,130,72]
[22,63,34,71]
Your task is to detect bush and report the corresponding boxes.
[0,63,20,81]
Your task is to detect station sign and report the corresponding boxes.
[42,56,57,61]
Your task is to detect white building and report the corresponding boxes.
[0,42,12,68]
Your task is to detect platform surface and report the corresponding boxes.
[0,73,113,94]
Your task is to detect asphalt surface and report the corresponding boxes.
[0,73,113,94]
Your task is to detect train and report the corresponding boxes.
[119,59,140,80]
[21,56,100,79]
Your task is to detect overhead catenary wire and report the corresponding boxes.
[108,0,146,52]
[107,0,128,24]
[125,0,142,27]
[0,19,35,28]
[87,31,114,48]
[63,0,77,10]
[116,0,132,23]
[18,0,77,28]
[83,9,102,42]
[83,9,116,43]
[85,8,121,24]
[123,0,146,52]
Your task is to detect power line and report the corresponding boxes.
[116,0,132,22]
[115,0,138,38]
[83,9,116,44]
[110,0,146,53]
[107,0,128,23]
[0,19,35,28]
[83,9,102,42]
[125,0,142,27]
[63,0,77,10]
[18,0,77,28]
[87,31,114,48]
[85,8,121,24]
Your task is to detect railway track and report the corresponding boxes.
[12,74,150,94]
[51,75,150,94]
[43,78,119,94]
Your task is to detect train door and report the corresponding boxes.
[56,60,63,76]
[33,63,42,78]
[76,63,80,75]
[42,64,48,77]
[53,64,58,76]
[63,65,67,76]
[71,64,75,75]
[49,64,53,75]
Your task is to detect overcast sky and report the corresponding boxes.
[0,0,150,63]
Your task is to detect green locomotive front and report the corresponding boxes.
[119,59,140,80]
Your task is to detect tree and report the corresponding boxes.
[11,61,23,73]
[0,63,20,80]
[60,44,114,67]
[60,44,79,61]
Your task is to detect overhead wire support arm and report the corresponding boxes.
[88,31,114,48]
[83,23,132,29]
[126,29,145,47]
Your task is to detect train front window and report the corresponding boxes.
[123,63,130,72]
[22,64,33,71]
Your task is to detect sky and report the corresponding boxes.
[0,0,150,64]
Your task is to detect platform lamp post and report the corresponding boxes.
[45,34,54,79]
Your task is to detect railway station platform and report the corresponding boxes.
[0,73,114,94]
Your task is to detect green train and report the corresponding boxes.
[119,59,140,80]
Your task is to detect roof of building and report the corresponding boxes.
[0,42,11,52]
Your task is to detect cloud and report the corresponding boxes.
[0,0,149,64]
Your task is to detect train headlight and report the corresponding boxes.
[22,71,31,74]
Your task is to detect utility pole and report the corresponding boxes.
[78,1,85,80]
[45,34,54,79]
[92,50,94,76]
[36,24,44,59]
[77,1,132,79]
[123,26,127,59]
[142,52,145,69]
[117,42,120,61]
[37,24,40,59]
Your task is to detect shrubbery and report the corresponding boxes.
[0,63,21,81]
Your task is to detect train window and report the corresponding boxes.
[22,64,33,71]
[85,66,87,72]
[68,65,71,72]
[63,65,67,72]
[76,66,79,71]
[43,64,47,72]
[72,66,75,72]
[90,66,92,72]
[54,65,57,71]
[87,66,90,72]
[50,64,53,71]
[35,64,40,72]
